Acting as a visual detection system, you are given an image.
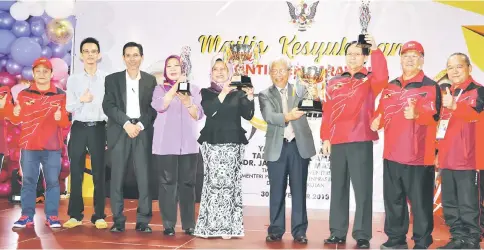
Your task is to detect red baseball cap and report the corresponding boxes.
[32,57,52,70]
[401,41,424,56]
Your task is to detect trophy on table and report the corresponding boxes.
[224,43,261,88]
[296,66,324,112]
[356,0,371,50]
[177,46,192,94]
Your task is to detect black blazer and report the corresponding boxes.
[198,89,255,145]
[102,70,157,148]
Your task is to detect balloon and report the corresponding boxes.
[67,15,76,28]
[9,2,30,21]
[46,19,73,45]
[11,21,31,37]
[29,16,45,37]
[49,43,68,58]
[0,182,12,197]
[0,11,15,29]
[0,170,7,183]
[5,134,12,143]
[40,12,52,24]
[62,52,71,66]
[10,37,42,66]
[52,78,67,90]
[0,1,15,11]
[29,2,44,17]
[40,46,52,58]
[0,30,16,54]
[21,66,33,81]
[45,1,74,19]
[1,69,18,86]
[30,35,42,45]
[0,58,7,68]
[50,58,68,81]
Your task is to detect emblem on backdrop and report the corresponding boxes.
[286,0,319,32]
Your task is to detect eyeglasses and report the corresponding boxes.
[82,50,99,55]
[270,69,289,75]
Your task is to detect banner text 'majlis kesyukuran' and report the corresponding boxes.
[198,34,403,63]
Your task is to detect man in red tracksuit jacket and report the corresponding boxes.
[320,34,388,249]
[371,41,441,249]
[0,57,70,229]
[435,53,483,249]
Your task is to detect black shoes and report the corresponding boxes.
[110,223,125,233]
[184,228,195,235]
[357,239,370,249]
[265,234,282,242]
[294,235,308,244]
[380,239,408,249]
[324,236,346,244]
[163,227,175,236]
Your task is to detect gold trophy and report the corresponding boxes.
[224,43,261,88]
[297,66,324,112]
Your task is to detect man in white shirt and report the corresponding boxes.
[102,42,157,233]
[64,37,108,229]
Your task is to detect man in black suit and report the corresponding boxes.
[102,42,156,233]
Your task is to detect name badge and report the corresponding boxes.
[436,119,449,139]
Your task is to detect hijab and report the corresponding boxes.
[207,53,234,93]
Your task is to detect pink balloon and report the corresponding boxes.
[0,72,16,86]
[50,58,68,81]
[0,182,12,197]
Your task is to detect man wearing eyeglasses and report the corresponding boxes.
[102,42,157,233]
[259,57,316,244]
[321,34,388,249]
[64,37,108,229]
[371,41,441,249]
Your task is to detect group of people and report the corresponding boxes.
[320,35,483,250]
[0,33,482,249]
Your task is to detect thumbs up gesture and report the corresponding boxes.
[443,87,456,110]
[404,98,418,120]
[371,113,382,131]
[54,106,61,121]
[13,103,21,117]
[80,89,93,103]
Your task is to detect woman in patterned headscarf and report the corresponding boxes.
[194,53,255,239]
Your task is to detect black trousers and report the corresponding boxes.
[329,141,373,240]
[479,170,484,234]
[383,160,434,247]
[441,169,480,243]
[67,121,106,222]
[267,140,309,238]
[110,130,152,225]
[153,154,198,229]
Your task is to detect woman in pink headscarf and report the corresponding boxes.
[194,53,254,239]
[151,55,204,236]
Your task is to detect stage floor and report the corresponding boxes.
[0,197,465,249]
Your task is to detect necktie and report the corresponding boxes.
[280,88,295,141]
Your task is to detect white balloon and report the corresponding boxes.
[45,1,74,19]
[29,3,44,17]
[9,2,30,21]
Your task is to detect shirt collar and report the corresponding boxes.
[275,83,289,93]
[452,76,475,92]
[398,70,425,86]
[126,70,141,81]
[342,67,369,78]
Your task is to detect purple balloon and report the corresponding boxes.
[29,17,45,37]
[6,59,22,75]
[0,58,7,72]
[21,66,33,80]
[30,36,42,45]
[10,37,42,67]
[41,12,53,25]
[0,29,16,54]
[62,52,71,66]
[0,1,15,11]
[67,15,77,28]
[40,33,49,46]
[65,39,73,52]
[12,21,31,38]
[50,43,68,58]
[41,46,52,58]
[0,11,15,29]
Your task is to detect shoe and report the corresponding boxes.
[294,235,308,244]
[464,240,480,249]
[221,236,232,240]
[95,219,108,229]
[324,236,346,244]
[110,224,125,233]
[266,234,282,242]
[45,216,61,228]
[380,239,408,249]
[63,218,82,228]
[437,239,465,249]
[414,244,428,249]
[357,239,370,249]
[163,227,175,236]
[135,223,152,233]
[184,228,194,235]
[13,215,34,228]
